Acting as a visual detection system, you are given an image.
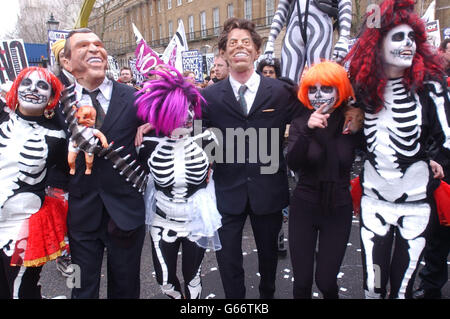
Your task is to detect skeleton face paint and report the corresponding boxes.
[381,24,416,75]
[307,83,337,113]
[171,104,194,137]
[18,71,51,115]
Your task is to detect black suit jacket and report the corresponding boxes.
[66,81,145,232]
[201,74,303,215]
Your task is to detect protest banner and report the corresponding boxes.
[182,50,204,82]
[48,30,69,66]
[0,39,28,84]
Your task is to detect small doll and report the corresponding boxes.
[68,105,108,175]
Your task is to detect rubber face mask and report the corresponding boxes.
[308,83,337,113]
[18,71,51,113]
[381,24,416,71]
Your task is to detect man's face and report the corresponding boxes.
[18,70,52,115]
[213,56,228,80]
[119,69,133,83]
[307,83,337,113]
[381,24,416,73]
[221,28,260,74]
[64,32,108,82]
[262,66,276,78]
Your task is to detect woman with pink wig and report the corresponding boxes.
[136,66,221,299]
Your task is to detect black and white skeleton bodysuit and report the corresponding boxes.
[140,130,221,299]
[360,79,450,299]
[265,0,352,83]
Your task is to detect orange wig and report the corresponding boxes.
[5,67,63,111]
[298,61,354,110]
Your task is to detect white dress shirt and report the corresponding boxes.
[74,77,113,114]
[229,71,261,115]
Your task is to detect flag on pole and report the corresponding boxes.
[162,20,188,73]
[132,24,164,76]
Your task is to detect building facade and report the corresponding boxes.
[88,0,284,67]
[87,0,449,69]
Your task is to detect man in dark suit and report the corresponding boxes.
[62,28,146,299]
[201,18,302,299]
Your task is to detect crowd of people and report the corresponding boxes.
[0,0,449,300]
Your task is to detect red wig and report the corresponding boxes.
[344,0,444,113]
[298,61,355,110]
[5,67,63,111]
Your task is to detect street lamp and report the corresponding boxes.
[46,13,60,67]
[47,13,60,31]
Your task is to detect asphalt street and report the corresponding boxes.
[40,214,449,300]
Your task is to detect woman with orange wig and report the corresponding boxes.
[0,67,68,299]
[287,61,363,298]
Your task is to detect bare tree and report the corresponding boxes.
[4,0,84,42]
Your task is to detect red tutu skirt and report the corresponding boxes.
[10,196,68,267]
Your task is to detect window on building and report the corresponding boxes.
[158,0,161,12]
[213,8,220,35]
[244,0,252,20]
[151,27,155,42]
[177,0,182,5]
[187,0,193,3]
[159,24,163,44]
[227,3,234,18]
[188,15,194,40]
[168,0,172,10]
[200,11,206,38]
[266,0,274,25]
[150,3,153,16]
[168,20,173,37]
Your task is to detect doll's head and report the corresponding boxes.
[135,65,204,136]
[76,105,96,127]
[6,67,63,116]
[298,61,354,113]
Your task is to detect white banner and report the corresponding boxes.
[0,39,29,84]
[162,20,188,73]
[48,30,69,66]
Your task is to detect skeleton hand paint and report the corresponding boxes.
[307,83,337,113]
[18,71,51,116]
[381,24,416,76]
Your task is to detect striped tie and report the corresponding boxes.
[238,85,248,115]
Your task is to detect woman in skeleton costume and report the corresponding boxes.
[136,66,221,299]
[0,67,67,299]
[264,0,352,83]
[345,0,450,299]
[287,61,363,298]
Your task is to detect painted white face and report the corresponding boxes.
[171,104,194,137]
[18,71,51,113]
[308,83,337,113]
[381,24,416,72]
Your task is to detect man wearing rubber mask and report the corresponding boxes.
[62,28,146,299]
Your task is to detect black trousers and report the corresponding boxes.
[150,225,205,299]
[68,209,145,299]
[418,223,450,294]
[215,201,282,299]
[288,199,352,299]
[0,251,42,299]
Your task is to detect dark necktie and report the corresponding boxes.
[238,85,248,115]
[82,88,105,128]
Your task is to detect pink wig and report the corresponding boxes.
[6,67,63,111]
[344,0,444,113]
[135,65,204,136]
